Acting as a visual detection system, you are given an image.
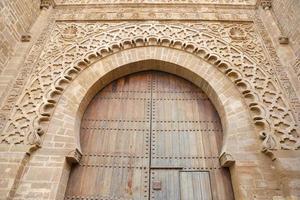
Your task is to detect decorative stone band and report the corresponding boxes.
[294,58,300,81]
[0,23,299,154]
[53,0,257,6]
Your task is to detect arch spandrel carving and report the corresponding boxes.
[0,22,299,155]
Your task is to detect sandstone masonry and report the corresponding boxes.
[0,0,299,199]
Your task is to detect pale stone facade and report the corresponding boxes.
[0,0,40,72]
[0,0,299,199]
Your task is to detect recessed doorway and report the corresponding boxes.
[64,71,234,200]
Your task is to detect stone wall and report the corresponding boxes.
[272,0,300,57]
[0,1,300,200]
[0,0,40,73]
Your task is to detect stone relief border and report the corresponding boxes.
[0,11,57,134]
[54,0,256,6]
[252,12,300,123]
[54,7,253,22]
[0,22,299,155]
[294,58,300,82]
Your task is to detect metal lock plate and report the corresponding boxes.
[152,181,162,190]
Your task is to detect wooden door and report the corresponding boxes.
[64,71,234,200]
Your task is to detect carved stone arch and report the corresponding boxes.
[48,46,253,162]
[47,46,257,199]
[1,23,299,154]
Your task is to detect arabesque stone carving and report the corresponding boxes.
[0,22,299,155]
[0,12,56,139]
[253,13,300,123]
[259,132,277,160]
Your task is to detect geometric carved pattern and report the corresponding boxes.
[253,14,300,119]
[293,58,300,81]
[0,23,299,153]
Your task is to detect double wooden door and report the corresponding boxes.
[65,71,234,200]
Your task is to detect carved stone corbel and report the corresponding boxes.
[278,36,289,44]
[261,0,272,10]
[40,0,52,9]
[66,148,82,165]
[21,34,31,42]
[219,152,235,167]
[26,144,41,155]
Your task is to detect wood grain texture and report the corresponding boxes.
[65,71,234,200]
[180,171,213,200]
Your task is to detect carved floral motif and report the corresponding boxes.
[62,25,78,40]
[229,27,246,40]
[0,22,299,153]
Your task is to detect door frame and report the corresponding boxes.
[45,46,274,199]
